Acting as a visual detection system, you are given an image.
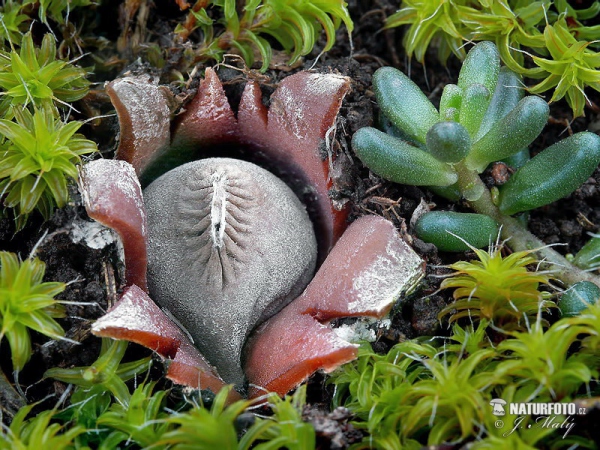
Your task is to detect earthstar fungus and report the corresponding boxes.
[82,69,425,398]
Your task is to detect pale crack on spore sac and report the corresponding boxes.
[178,167,256,292]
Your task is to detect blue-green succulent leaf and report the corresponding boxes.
[476,67,524,140]
[498,132,600,215]
[573,235,600,270]
[466,96,549,172]
[376,112,422,148]
[425,121,471,163]
[560,281,600,317]
[415,211,500,252]
[502,147,530,170]
[352,127,457,186]
[439,84,462,121]
[373,67,439,145]
[457,41,500,95]
[459,83,491,137]
[427,184,462,202]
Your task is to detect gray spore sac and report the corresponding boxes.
[143,158,318,386]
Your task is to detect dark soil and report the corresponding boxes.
[2,1,600,448]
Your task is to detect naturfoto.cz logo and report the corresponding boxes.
[489,400,587,439]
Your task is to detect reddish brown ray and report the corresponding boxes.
[171,67,239,152]
[79,159,148,291]
[244,215,425,398]
[81,160,233,396]
[92,284,233,398]
[106,76,172,177]
[92,284,184,358]
[296,215,426,321]
[238,72,352,256]
[245,314,358,398]
[168,340,241,402]
[237,81,268,140]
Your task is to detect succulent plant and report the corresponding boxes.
[572,234,600,271]
[559,281,600,318]
[352,41,600,289]
[563,289,600,352]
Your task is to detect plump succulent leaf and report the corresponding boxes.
[498,132,600,215]
[573,235,600,270]
[415,211,499,252]
[563,293,600,352]
[465,96,549,172]
[352,127,458,187]
[476,67,524,140]
[560,281,600,318]
[459,83,491,137]
[353,41,600,295]
[384,1,599,117]
[457,40,500,96]
[425,121,471,163]
[427,183,462,202]
[439,83,462,122]
[372,66,439,145]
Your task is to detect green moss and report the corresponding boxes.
[439,245,555,330]
[0,251,66,372]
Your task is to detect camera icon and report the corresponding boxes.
[490,398,507,416]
